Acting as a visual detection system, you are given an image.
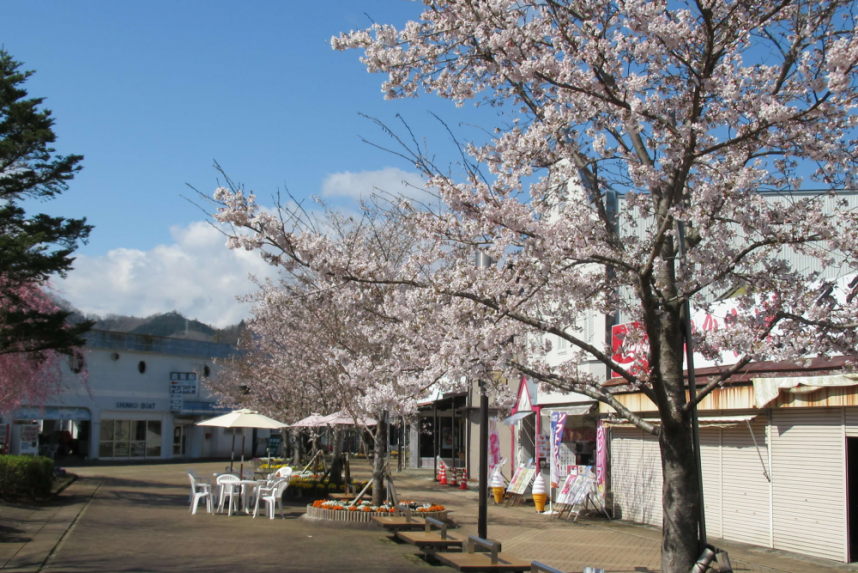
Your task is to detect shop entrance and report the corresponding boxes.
[173,423,190,457]
[848,437,858,561]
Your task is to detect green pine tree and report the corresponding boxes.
[0,49,93,356]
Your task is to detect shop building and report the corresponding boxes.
[409,380,514,481]
[603,360,858,563]
[3,330,241,461]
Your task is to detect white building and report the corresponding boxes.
[5,330,248,461]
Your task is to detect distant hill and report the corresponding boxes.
[130,311,216,338]
[51,296,243,345]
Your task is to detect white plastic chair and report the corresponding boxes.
[216,474,241,516]
[253,479,289,519]
[187,473,212,515]
[269,466,293,481]
[187,469,211,502]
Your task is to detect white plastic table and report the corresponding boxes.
[238,479,268,513]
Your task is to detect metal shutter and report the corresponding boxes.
[609,427,662,526]
[719,417,772,548]
[845,407,858,436]
[699,427,723,539]
[771,408,846,562]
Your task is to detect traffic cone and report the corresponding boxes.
[438,464,447,485]
[459,469,468,490]
[449,467,458,486]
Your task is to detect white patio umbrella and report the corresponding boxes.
[320,411,377,426]
[197,409,289,474]
[290,413,328,428]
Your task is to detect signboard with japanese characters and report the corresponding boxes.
[170,372,197,395]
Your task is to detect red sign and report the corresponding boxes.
[611,322,650,377]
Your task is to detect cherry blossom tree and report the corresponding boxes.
[212,202,469,504]
[215,1,858,569]
[0,283,85,413]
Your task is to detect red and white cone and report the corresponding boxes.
[449,467,458,487]
[459,468,469,490]
[438,464,447,485]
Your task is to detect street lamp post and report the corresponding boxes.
[474,251,494,540]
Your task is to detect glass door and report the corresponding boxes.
[172,424,188,456]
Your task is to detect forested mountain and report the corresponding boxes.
[51,297,243,345]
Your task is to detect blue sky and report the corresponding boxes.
[2,1,492,326]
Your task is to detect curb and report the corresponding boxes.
[0,478,102,573]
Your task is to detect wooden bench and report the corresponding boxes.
[371,514,428,531]
[431,535,530,572]
[371,506,427,531]
[396,517,464,551]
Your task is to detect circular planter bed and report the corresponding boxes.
[305,505,449,524]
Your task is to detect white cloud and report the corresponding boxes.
[321,167,427,200]
[53,221,279,328]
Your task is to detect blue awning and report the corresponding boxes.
[14,407,91,421]
[180,401,230,415]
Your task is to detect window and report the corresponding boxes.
[557,334,569,353]
[99,419,162,459]
[69,351,85,373]
[146,421,162,457]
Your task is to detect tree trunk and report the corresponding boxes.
[371,412,388,506]
[651,283,702,573]
[290,429,301,466]
[659,419,701,573]
[330,427,344,486]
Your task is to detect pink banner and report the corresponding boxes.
[596,419,607,491]
[489,419,501,470]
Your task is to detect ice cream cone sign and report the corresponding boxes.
[531,473,547,512]
[491,471,506,504]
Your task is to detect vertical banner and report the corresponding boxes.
[488,419,501,473]
[549,411,567,488]
[596,419,607,493]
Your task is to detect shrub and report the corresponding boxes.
[0,455,55,499]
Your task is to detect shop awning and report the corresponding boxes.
[604,414,758,428]
[502,411,534,426]
[544,404,595,417]
[752,374,858,408]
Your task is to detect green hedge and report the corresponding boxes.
[0,455,55,499]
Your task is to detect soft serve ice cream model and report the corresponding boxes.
[491,471,506,504]
[531,472,548,512]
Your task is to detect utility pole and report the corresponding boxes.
[677,221,707,553]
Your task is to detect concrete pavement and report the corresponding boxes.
[1,461,856,572]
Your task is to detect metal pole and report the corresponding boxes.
[474,250,494,540]
[478,380,489,539]
[433,402,438,481]
[466,385,472,475]
[230,430,236,472]
[452,396,457,470]
[677,221,707,552]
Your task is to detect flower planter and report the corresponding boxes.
[305,505,449,525]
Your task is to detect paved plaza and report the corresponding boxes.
[0,461,855,573]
